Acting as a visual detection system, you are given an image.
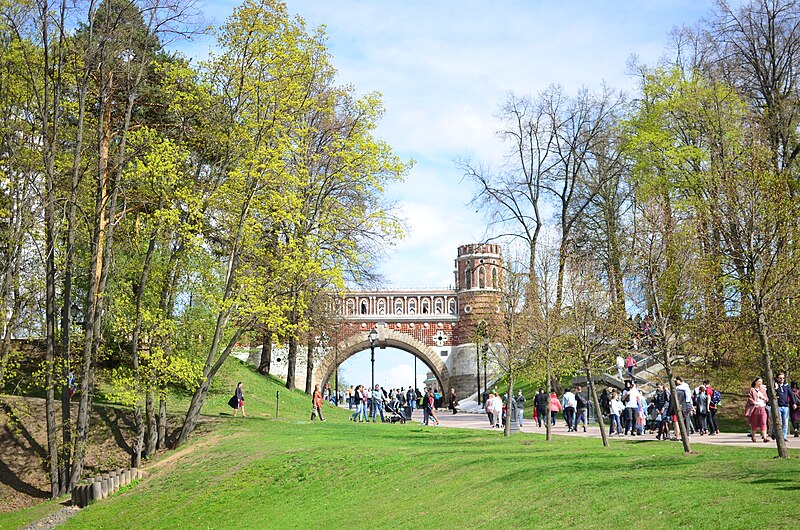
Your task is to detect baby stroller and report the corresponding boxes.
[384,400,407,423]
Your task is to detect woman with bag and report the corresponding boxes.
[311,384,326,421]
[232,382,245,417]
[745,377,770,443]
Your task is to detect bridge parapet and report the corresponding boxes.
[336,290,458,322]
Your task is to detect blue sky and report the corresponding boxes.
[182,0,721,390]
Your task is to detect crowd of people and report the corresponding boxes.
[516,377,724,440]
[313,369,800,443]
[338,384,458,424]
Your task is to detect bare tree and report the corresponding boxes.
[461,94,553,309]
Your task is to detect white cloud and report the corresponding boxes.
[191,0,719,290]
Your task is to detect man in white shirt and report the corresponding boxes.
[674,376,694,436]
[624,383,641,435]
[562,389,577,431]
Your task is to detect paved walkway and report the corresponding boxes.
[410,408,800,449]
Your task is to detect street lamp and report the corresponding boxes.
[368,327,378,420]
[476,340,481,405]
[482,344,489,401]
[476,320,486,405]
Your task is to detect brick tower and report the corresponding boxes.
[448,243,503,396]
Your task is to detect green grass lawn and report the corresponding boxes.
[3,359,798,529]
[46,418,800,529]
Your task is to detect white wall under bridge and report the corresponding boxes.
[313,327,451,392]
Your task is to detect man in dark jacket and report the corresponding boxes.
[653,383,669,439]
[574,386,588,432]
[534,389,548,428]
[515,390,526,427]
[775,372,799,441]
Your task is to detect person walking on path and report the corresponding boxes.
[485,392,495,426]
[562,388,577,431]
[745,377,770,443]
[350,385,366,422]
[548,391,562,426]
[609,391,624,435]
[616,355,625,379]
[625,354,637,378]
[449,388,459,415]
[675,376,694,435]
[347,385,354,410]
[491,392,503,428]
[791,381,800,438]
[371,384,386,422]
[515,390,526,427]
[775,372,798,441]
[574,386,588,432]
[423,388,440,426]
[704,379,720,435]
[534,388,548,428]
[311,384,326,421]
[233,382,245,417]
[624,383,641,435]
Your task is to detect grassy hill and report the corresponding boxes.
[3,358,796,529]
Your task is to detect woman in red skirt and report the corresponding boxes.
[745,377,769,442]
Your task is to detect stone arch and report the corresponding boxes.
[313,328,450,393]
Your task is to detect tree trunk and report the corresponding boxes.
[660,339,693,454]
[145,389,157,456]
[131,221,160,461]
[586,366,608,447]
[504,373,513,436]
[756,306,789,458]
[132,403,143,468]
[545,368,552,441]
[176,327,246,448]
[70,68,113,487]
[305,337,314,394]
[157,397,167,450]
[59,1,90,492]
[286,333,298,390]
[258,330,272,375]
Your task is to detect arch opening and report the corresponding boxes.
[313,329,450,395]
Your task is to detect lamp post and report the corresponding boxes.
[476,339,481,405]
[476,320,486,405]
[368,328,378,420]
[482,344,488,401]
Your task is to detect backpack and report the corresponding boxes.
[576,393,587,409]
[711,390,722,405]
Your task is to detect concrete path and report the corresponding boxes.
[409,408,800,449]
